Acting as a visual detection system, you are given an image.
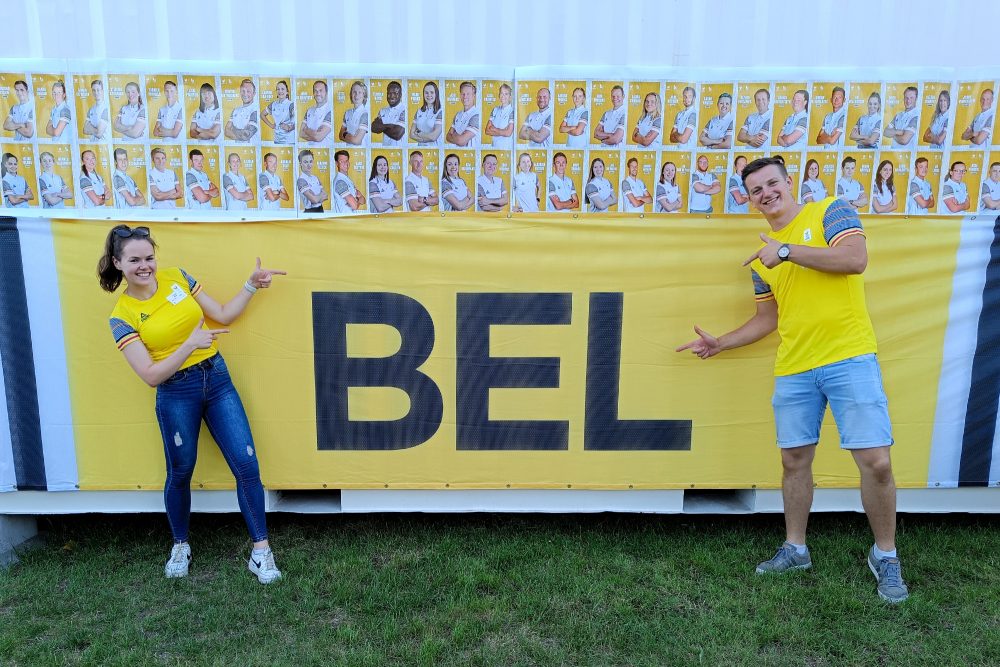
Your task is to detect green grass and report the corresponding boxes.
[1,513,997,666]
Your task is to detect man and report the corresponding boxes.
[961,88,994,146]
[677,156,909,604]
[518,86,552,148]
[225,78,259,142]
[726,155,750,214]
[4,79,34,141]
[980,162,1000,211]
[884,86,919,149]
[669,85,697,149]
[939,161,970,214]
[331,149,365,214]
[594,84,626,148]
[83,79,110,140]
[259,152,289,211]
[906,157,934,215]
[737,88,771,148]
[836,157,868,211]
[446,81,480,148]
[689,154,721,213]
[152,80,183,140]
[476,153,508,212]
[299,80,332,146]
[185,148,219,209]
[546,151,578,212]
[816,86,846,149]
[404,151,439,212]
[371,80,406,146]
[699,92,734,149]
[148,147,182,209]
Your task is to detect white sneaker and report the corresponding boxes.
[248,548,282,584]
[165,542,191,578]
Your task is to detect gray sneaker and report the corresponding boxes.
[755,542,812,574]
[868,548,909,603]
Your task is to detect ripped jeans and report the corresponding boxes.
[154,353,268,543]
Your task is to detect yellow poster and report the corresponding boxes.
[938,151,982,215]
[808,82,846,149]
[723,152,762,215]
[221,145,258,211]
[369,78,405,148]
[185,143,221,210]
[368,148,404,214]
[772,82,809,150]
[0,72,31,143]
[296,146,330,211]
[73,74,109,142]
[259,146,295,211]
[333,77,369,147]
[919,82,953,148]
[296,77,333,147]
[35,143,75,208]
[952,80,995,148]
[583,149,620,214]
[110,143,148,210]
[800,151,838,204]
[553,79,586,148]
[258,76,294,145]
[910,151,942,215]
[627,81,663,148]
[516,80,549,148]
[881,82,920,148]
[1,142,37,208]
[980,158,1000,213]
[407,78,443,147]
[544,149,583,213]
[697,82,735,151]
[734,82,771,150]
[145,74,183,143]
[182,74,222,144]
[846,82,882,150]
[440,149,477,213]
[511,149,546,213]
[476,151,510,214]
[481,79,514,148]
[147,144,185,210]
[870,152,909,215]
[663,81,698,150]
[107,74,146,142]
[591,80,626,148]
[442,79,479,149]
[834,151,874,212]
[31,73,72,143]
[76,143,112,208]
[220,75,259,144]
[620,150,657,213]
[688,152,727,214]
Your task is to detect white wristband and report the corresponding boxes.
[243,281,258,294]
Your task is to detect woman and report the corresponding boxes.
[79,149,108,207]
[632,91,662,147]
[584,157,616,212]
[559,87,589,148]
[259,152,289,211]
[189,83,221,141]
[485,83,514,149]
[799,159,827,204]
[871,159,897,214]
[339,80,369,146]
[547,152,578,212]
[261,80,295,145]
[440,153,473,212]
[223,153,253,211]
[296,149,327,213]
[621,157,652,212]
[2,152,34,208]
[112,147,146,209]
[38,151,73,208]
[368,154,402,213]
[98,225,285,583]
[410,81,442,146]
[113,81,146,140]
[850,92,882,149]
[512,152,539,213]
[45,80,73,140]
[655,161,681,213]
[923,90,950,149]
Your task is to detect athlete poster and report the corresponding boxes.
[183,74,222,145]
[772,82,809,150]
[481,79,514,149]
[553,79,587,148]
[76,143,112,207]
[259,145,295,211]
[110,143,148,210]
[73,74,109,143]
[31,73,72,144]
[147,144,185,210]
[220,75,259,145]
[333,77,370,148]
[919,82,954,149]
[697,82,735,151]
[846,82,883,150]
[620,150,657,213]
[107,74,146,142]
[952,80,995,149]
[627,81,663,148]
[734,82,771,150]
[258,76,295,145]
[882,82,921,149]
[1,142,37,208]
[221,145,258,211]
[35,142,75,208]
[808,81,847,150]
[368,147,404,213]
[688,151,728,214]
[663,81,697,150]
[0,72,32,143]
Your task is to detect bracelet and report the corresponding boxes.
[243,281,258,294]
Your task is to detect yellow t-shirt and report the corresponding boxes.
[750,197,877,376]
[109,267,217,369]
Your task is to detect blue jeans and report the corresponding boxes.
[154,353,268,542]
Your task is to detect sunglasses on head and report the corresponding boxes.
[113,226,150,238]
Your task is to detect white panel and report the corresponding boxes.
[0,350,14,492]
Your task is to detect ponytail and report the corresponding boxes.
[97,224,156,292]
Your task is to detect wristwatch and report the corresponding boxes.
[777,244,791,262]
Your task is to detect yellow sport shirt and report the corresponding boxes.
[750,197,877,376]
[109,267,217,369]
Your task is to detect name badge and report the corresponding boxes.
[166,283,188,305]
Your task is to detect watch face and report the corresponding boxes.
[778,244,790,259]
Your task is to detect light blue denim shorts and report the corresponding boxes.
[772,354,893,449]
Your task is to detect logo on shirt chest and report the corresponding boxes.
[803,228,812,242]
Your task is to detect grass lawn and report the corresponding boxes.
[0,512,997,666]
